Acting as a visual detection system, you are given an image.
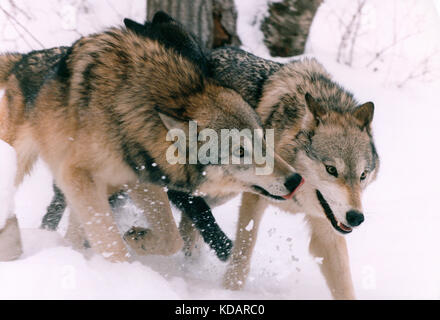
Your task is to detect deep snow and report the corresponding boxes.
[1,0,440,299]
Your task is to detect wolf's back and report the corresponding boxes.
[209,47,282,108]
[0,53,22,86]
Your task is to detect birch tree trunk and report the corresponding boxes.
[261,0,322,57]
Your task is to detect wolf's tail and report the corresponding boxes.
[0,53,21,87]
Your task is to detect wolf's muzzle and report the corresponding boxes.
[251,173,303,201]
[282,173,304,200]
[316,190,353,234]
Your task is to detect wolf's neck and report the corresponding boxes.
[208,47,282,109]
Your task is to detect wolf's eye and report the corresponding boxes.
[360,171,368,181]
[234,146,245,158]
[325,165,338,177]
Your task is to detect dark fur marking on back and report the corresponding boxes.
[78,62,96,108]
[11,47,69,109]
[124,13,209,76]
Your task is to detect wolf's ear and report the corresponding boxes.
[158,112,187,131]
[124,18,146,35]
[140,11,207,75]
[155,106,189,131]
[352,102,374,130]
[305,93,326,123]
[152,11,175,25]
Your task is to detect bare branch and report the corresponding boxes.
[7,0,32,20]
[397,49,440,87]
[6,14,34,50]
[336,0,366,66]
[0,4,44,49]
[365,31,423,68]
[347,0,364,66]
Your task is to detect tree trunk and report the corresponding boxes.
[261,0,322,57]
[146,0,240,49]
[212,0,241,48]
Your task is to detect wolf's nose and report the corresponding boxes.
[284,173,303,193]
[346,210,364,227]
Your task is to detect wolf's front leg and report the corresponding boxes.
[169,190,233,261]
[123,182,183,256]
[65,211,88,250]
[307,216,355,300]
[60,167,130,263]
[223,192,268,290]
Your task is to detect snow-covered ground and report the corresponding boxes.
[1,0,440,299]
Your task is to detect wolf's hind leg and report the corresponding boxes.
[178,213,202,258]
[41,185,128,231]
[307,216,355,300]
[65,211,89,250]
[123,182,183,256]
[41,184,66,230]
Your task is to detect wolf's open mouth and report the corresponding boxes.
[252,181,303,201]
[316,190,352,234]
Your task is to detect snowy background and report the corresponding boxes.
[1,0,440,299]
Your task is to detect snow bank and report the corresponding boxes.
[0,139,17,230]
[0,229,179,299]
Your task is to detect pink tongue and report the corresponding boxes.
[282,178,305,200]
[337,222,352,232]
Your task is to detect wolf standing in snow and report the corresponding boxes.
[0,12,302,263]
[194,47,379,299]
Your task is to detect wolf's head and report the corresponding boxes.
[124,12,303,201]
[259,59,379,234]
[295,93,379,234]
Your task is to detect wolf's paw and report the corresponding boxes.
[123,227,151,255]
[223,263,249,291]
[211,237,233,262]
[124,226,183,256]
[223,270,245,291]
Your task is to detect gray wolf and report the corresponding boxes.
[0,12,302,263]
[200,46,379,299]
